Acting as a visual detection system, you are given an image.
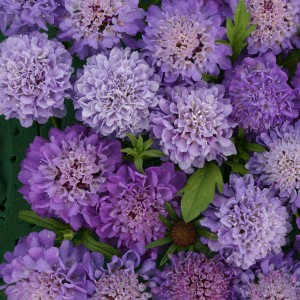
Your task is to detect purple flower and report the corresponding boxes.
[18,125,122,230]
[235,252,300,299]
[84,250,159,299]
[201,174,290,269]
[0,0,64,35]
[0,32,73,127]
[224,52,298,134]
[90,163,186,254]
[0,230,94,300]
[142,0,232,83]
[150,83,236,173]
[58,0,145,59]
[246,121,300,209]
[74,47,160,138]
[155,252,234,300]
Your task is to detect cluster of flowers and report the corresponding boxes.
[1,0,300,299]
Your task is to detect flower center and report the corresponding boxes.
[263,0,273,12]
[171,220,197,247]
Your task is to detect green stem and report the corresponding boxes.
[51,116,59,128]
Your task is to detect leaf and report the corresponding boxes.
[143,139,154,151]
[146,237,172,249]
[201,74,220,83]
[159,244,177,266]
[159,215,172,229]
[136,135,144,153]
[194,241,213,257]
[141,149,164,158]
[139,0,160,9]
[197,228,218,240]
[134,157,144,174]
[164,202,179,222]
[226,0,257,61]
[244,142,266,153]
[181,162,223,223]
[238,151,250,161]
[126,133,138,148]
[225,160,249,175]
[121,148,139,156]
[277,49,300,79]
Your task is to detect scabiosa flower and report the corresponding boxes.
[155,252,234,300]
[201,174,290,270]
[235,252,300,299]
[246,121,300,208]
[85,250,159,299]
[142,0,232,83]
[150,83,236,173]
[58,0,145,59]
[18,125,122,230]
[91,163,186,254]
[0,32,73,127]
[0,230,94,300]
[74,47,160,138]
[225,52,298,134]
[0,0,64,35]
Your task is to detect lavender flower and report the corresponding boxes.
[0,230,94,300]
[18,125,122,230]
[142,0,232,83]
[235,252,300,299]
[0,0,64,35]
[155,252,234,300]
[85,250,159,299]
[0,32,73,127]
[225,53,298,134]
[59,0,145,59]
[91,163,186,254]
[150,83,236,173]
[74,47,160,138]
[201,174,290,269]
[246,121,300,209]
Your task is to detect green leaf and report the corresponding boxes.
[194,241,213,256]
[159,215,172,229]
[159,244,177,266]
[226,0,257,61]
[146,236,172,249]
[277,49,300,78]
[197,228,218,240]
[244,142,266,153]
[238,151,250,161]
[215,39,230,45]
[136,135,144,153]
[141,149,164,158]
[164,202,179,222]
[181,162,223,223]
[143,139,154,151]
[121,148,139,156]
[134,157,144,174]
[139,0,160,9]
[201,74,219,83]
[225,160,249,175]
[126,133,138,148]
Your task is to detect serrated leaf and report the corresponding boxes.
[126,133,138,148]
[121,148,139,156]
[164,202,179,222]
[225,160,249,175]
[159,244,177,266]
[146,237,172,249]
[134,157,144,174]
[143,139,154,151]
[141,149,164,158]
[181,162,223,223]
[244,142,266,153]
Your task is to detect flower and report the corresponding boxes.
[201,174,290,269]
[74,47,160,138]
[18,125,122,230]
[155,252,234,300]
[58,0,145,58]
[225,52,298,134]
[0,0,64,35]
[150,82,236,173]
[246,121,300,209]
[90,162,186,254]
[85,250,159,299]
[0,230,94,300]
[235,252,300,299]
[142,0,232,83]
[0,32,73,127]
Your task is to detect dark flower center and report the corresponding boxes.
[264,0,273,12]
[171,220,197,247]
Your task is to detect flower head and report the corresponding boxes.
[156,252,234,300]
[0,32,73,127]
[0,0,64,35]
[0,230,93,300]
[225,52,297,134]
[59,0,145,58]
[142,0,232,82]
[91,163,186,254]
[74,47,160,138]
[246,121,300,208]
[150,83,236,173]
[201,174,290,269]
[18,125,122,230]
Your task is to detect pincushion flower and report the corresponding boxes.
[155,252,234,300]
[150,83,236,173]
[142,0,232,83]
[91,163,186,254]
[18,125,122,230]
[0,32,73,127]
[235,252,300,299]
[0,0,64,35]
[0,230,94,300]
[59,0,145,58]
[74,47,160,138]
[201,174,290,269]
[85,250,159,299]
[225,53,298,134]
[246,121,300,209]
